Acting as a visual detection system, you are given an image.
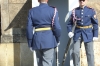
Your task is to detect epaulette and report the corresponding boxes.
[50,6,56,8]
[86,6,93,9]
[72,7,79,11]
[50,6,58,12]
[86,6,96,12]
[72,7,81,21]
[72,7,79,12]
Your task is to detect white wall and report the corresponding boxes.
[32,0,39,7]
[32,1,39,66]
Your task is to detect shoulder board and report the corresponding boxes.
[86,6,95,12]
[86,6,93,9]
[50,6,58,12]
[50,6,56,8]
[72,7,79,11]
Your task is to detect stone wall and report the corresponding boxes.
[0,43,33,66]
[1,0,32,43]
[0,0,34,66]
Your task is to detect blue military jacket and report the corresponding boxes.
[26,3,61,50]
[67,6,98,42]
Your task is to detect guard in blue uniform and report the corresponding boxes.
[26,0,61,66]
[67,0,98,66]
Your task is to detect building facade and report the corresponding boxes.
[0,0,100,66]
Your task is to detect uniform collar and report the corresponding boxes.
[40,3,48,6]
[79,6,86,9]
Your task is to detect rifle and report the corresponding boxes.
[55,44,60,66]
[61,22,76,66]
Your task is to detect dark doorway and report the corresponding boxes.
[48,0,70,66]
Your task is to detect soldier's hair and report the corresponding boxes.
[39,0,48,2]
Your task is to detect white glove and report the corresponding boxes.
[93,37,98,41]
[30,47,33,52]
[68,32,74,38]
[57,42,60,46]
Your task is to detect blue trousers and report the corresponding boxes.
[72,37,94,66]
[35,48,54,66]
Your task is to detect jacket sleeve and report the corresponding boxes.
[67,13,74,33]
[26,10,33,47]
[52,10,61,43]
[91,9,98,37]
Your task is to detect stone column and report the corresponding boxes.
[1,0,11,36]
[0,0,33,66]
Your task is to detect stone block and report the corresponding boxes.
[20,35,27,43]
[9,0,27,3]
[2,0,8,4]
[10,10,28,28]
[0,0,2,4]
[0,43,20,66]
[13,28,21,34]
[9,4,24,26]
[1,35,13,43]
[12,43,20,66]
[6,43,20,66]
[9,4,31,28]
[20,43,33,66]
[1,4,11,35]
[0,43,34,66]
[0,44,7,66]
[1,34,27,43]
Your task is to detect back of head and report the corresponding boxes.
[38,0,48,3]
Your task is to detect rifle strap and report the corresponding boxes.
[72,8,81,22]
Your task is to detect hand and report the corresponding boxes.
[57,42,60,46]
[93,37,98,41]
[30,47,33,52]
[56,37,60,43]
[28,40,32,47]
[68,32,74,38]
